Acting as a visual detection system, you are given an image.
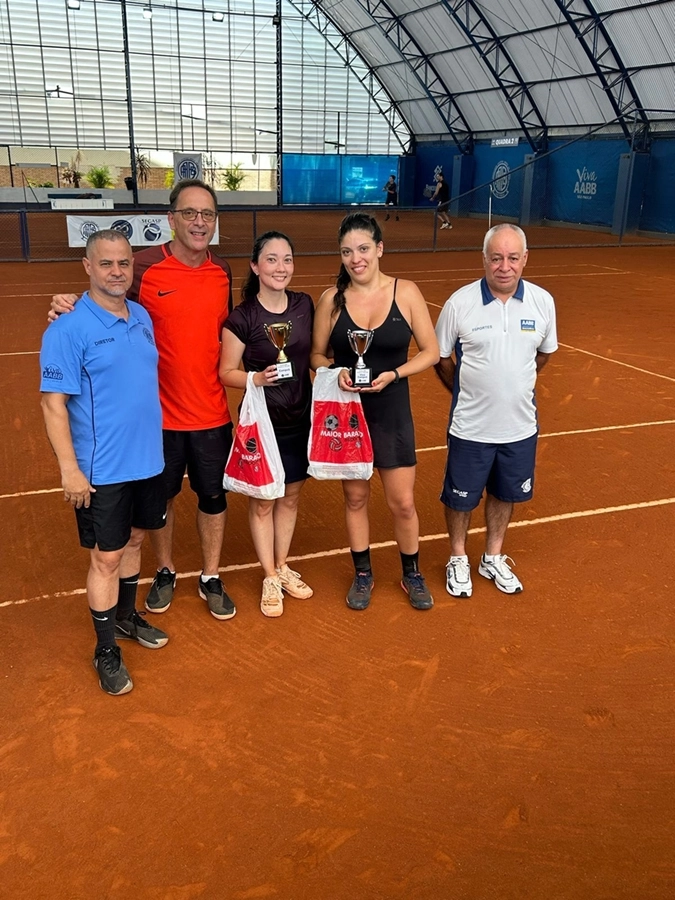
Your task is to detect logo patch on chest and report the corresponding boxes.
[520,319,535,331]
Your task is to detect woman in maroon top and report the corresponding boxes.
[220,232,314,617]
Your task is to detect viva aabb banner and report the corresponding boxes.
[66,214,219,248]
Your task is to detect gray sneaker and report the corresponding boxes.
[401,571,434,610]
[145,567,176,614]
[93,646,133,695]
[116,609,169,649]
[198,575,236,620]
[346,571,374,610]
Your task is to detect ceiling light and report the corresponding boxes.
[142,5,152,18]
[66,0,81,8]
[212,11,224,21]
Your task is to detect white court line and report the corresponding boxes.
[416,418,675,453]
[1,350,39,356]
[560,343,675,384]
[3,418,674,502]
[3,496,674,609]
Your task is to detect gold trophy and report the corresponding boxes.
[263,321,296,382]
[347,329,375,387]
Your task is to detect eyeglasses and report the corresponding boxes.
[171,208,217,222]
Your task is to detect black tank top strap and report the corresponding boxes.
[392,278,398,302]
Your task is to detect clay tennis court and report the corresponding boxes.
[2,232,675,898]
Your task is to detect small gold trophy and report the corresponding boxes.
[263,321,296,382]
[347,329,375,387]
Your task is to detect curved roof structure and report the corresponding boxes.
[0,0,673,156]
[313,0,675,149]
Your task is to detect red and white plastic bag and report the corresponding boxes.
[307,367,374,480]
[223,371,285,500]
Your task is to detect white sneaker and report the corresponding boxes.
[446,555,472,597]
[261,576,284,617]
[276,564,313,599]
[440,222,449,229]
[478,554,523,593]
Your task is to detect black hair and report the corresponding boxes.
[241,230,295,302]
[169,178,218,211]
[333,213,383,312]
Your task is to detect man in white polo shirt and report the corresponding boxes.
[434,223,557,597]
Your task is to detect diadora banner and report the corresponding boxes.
[66,215,220,247]
[547,140,623,226]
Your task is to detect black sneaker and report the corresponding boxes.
[198,575,236,620]
[401,571,434,610]
[92,645,133,695]
[346,571,374,610]
[145,567,176,614]
[116,609,169,649]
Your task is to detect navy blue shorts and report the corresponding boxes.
[75,473,167,552]
[440,433,537,511]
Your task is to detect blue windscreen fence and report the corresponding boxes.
[282,154,399,206]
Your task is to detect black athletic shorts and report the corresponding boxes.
[75,473,167,552]
[162,424,233,500]
[275,414,311,484]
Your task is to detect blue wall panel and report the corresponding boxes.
[413,144,457,207]
[470,144,526,218]
[639,139,675,234]
[546,140,622,226]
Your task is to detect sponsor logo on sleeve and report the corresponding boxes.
[42,364,64,380]
[520,319,536,331]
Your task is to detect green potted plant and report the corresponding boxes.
[86,165,115,188]
[221,164,245,191]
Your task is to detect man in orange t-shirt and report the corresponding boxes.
[51,180,237,623]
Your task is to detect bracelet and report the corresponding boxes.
[392,369,400,384]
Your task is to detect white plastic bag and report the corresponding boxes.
[307,367,374,480]
[223,371,285,500]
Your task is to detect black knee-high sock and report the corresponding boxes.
[117,573,139,621]
[90,605,117,651]
[351,548,372,574]
[400,551,419,576]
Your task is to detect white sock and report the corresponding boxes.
[201,573,218,581]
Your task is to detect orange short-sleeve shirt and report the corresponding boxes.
[130,244,232,431]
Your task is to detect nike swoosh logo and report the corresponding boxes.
[92,614,108,622]
[158,290,177,297]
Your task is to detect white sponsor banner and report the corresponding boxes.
[66,214,219,247]
[173,152,203,183]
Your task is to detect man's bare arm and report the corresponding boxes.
[41,393,95,508]
[47,293,79,324]
[536,351,551,373]
[434,355,456,392]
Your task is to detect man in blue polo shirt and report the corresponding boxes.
[434,223,557,597]
[40,230,168,695]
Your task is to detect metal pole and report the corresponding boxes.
[120,0,139,207]
[488,194,492,229]
[274,1,282,208]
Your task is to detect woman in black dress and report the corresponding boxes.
[310,213,439,611]
[220,232,314,618]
